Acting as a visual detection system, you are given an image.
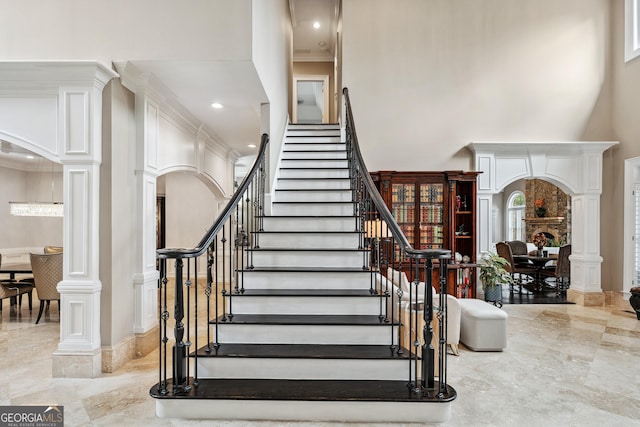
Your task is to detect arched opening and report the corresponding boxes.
[469,140,617,306]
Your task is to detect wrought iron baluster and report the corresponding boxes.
[422,258,435,392]
[172,258,190,394]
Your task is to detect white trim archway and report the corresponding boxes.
[468,141,618,306]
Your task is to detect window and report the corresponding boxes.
[507,191,526,242]
[625,0,640,62]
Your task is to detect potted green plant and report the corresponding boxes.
[479,252,514,307]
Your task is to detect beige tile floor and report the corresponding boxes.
[1,299,639,426]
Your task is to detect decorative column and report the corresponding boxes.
[53,64,118,378]
[115,64,165,356]
[468,141,617,306]
[132,90,160,354]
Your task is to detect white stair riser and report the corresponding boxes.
[278,169,349,179]
[276,179,351,190]
[281,159,348,168]
[251,251,364,268]
[216,324,398,345]
[157,400,452,424]
[197,358,407,381]
[283,151,346,160]
[262,217,357,232]
[228,296,380,315]
[240,271,372,290]
[258,233,360,249]
[272,202,354,216]
[284,143,345,151]
[275,190,352,202]
[288,124,340,130]
[286,132,340,139]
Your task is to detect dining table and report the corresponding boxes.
[513,255,555,293]
[0,263,33,280]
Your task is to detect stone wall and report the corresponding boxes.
[525,179,570,244]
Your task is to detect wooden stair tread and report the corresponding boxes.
[193,343,410,359]
[230,289,376,297]
[275,188,350,192]
[212,314,397,326]
[245,247,365,252]
[251,230,360,234]
[237,266,370,273]
[151,378,455,402]
[257,214,357,218]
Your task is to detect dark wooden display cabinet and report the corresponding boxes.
[371,170,480,298]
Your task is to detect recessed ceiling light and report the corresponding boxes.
[313,21,320,29]
[318,41,326,47]
[26,155,34,159]
[248,144,257,148]
[211,102,223,109]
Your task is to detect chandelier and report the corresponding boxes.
[9,201,63,217]
[9,162,63,217]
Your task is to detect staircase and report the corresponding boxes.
[152,122,455,423]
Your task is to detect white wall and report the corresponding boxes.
[0,0,253,64]
[342,0,612,171]
[0,167,63,249]
[99,80,136,347]
[605,0,640,294]
[164,172,219,251]
[251,0,292,192]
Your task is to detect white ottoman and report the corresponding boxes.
[458,299,507,351]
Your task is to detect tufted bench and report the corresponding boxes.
[458,299,508,351]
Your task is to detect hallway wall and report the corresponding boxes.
[605,0,640,297]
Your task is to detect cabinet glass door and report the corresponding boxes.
[391,183,415,243]
[419,183,444,249]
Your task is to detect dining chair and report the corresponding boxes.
[495,242,535,293]
[545,244,571,294]
[0,254,34,312]
[30,252,62,324]
[44,246,63,254]
[506,241,534,267]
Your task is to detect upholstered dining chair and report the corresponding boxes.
[44,246,63,254]
[30,252,62,324]
[506,241,534,267]
[495,242,535,293]
[545,244,571,294]
[0,254,34,312]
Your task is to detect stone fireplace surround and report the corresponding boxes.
[525,179,570,244]
[468,141,618,306]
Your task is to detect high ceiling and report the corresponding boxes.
[0,0,340,171]
[291,0,340,62]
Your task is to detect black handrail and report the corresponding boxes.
[342,89,448,261]
[157,133,269,260]
[343,87,453,398]
[155,133,269,396]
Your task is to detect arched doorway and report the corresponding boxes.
[468,141,617,306]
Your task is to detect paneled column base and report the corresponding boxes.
[52,348,101,378]
[567,289,605,306]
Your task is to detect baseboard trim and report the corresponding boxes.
[135,325,159,358]
[566,289,605,306]
[102,335,136,373]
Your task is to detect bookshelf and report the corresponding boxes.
[371,170,480,297]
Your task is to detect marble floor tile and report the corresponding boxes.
[1,302,639,426]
